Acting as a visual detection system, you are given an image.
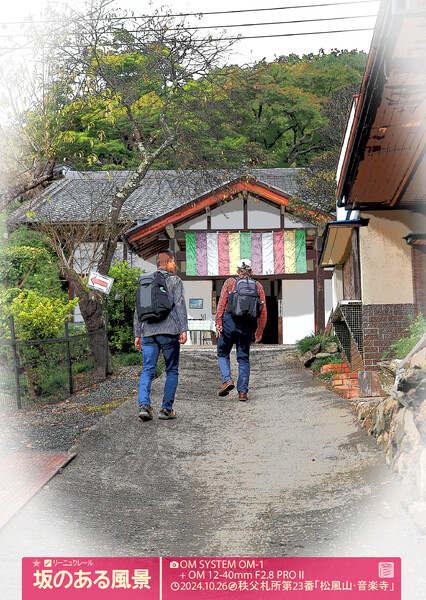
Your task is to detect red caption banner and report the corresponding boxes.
[23,556,401,599]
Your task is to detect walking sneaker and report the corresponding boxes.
[139,405,154,421]
[218,379,234,397]
[158,408,177,420]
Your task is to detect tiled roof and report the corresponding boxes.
[8,168,303,226]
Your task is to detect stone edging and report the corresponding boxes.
[351,395,426,534]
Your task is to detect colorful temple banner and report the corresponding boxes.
[185,230,307,276]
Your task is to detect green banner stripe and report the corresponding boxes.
[239,232,252,260]
[295,229,307,273]
[185,232,197,276]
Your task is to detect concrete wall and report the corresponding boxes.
[360,210,426,305]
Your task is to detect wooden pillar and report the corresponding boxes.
[314,235,325,333]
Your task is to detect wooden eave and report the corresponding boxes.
[318,219,369,267]
[337,4,426,211]
[125,176,331,259]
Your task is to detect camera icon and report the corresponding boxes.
[170,561,179,569]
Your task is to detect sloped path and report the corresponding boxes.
[0,348,425,599]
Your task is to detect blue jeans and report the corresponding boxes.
[217,312,254,394]
[139,334,180,411]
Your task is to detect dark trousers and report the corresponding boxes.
[217,312,254,393]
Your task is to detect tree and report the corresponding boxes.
[290,83,362,217]
[4,0,245,376]
[221,51,365,168]
[0,5,93,212]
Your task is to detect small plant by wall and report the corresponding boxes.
[383,314,426,360]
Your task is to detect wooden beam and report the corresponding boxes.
[314,236,325,333]
[351,228,361,300]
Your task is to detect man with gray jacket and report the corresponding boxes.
[134,250,188,421]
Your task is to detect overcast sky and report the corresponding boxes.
[1,0,380,64]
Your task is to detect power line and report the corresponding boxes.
[0,1,380,26]
[0,27,375,51]
[0,14,378,38]
[198,27,375,41]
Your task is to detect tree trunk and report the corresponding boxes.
[67,272,113,378]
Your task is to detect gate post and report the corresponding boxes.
[9,315,22,409]
[65,321,74,395]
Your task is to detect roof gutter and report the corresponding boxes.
[336,0,395,208]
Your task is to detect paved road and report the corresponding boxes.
[1,348,425,598]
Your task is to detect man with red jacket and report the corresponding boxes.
[215,258,267,401]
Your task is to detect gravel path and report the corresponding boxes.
[0,365,141,460]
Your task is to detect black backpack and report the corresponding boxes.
[135,270,174,323]
[227,276,262,320]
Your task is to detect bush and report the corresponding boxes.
[297,332,323,355]
[297,332,340,356]
[0,245,66,300]
[384,314,426,359]
[105,261,144,352]
[0,290,79,398]
[1,290,78,340]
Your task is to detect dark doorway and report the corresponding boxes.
[259,280,279,344]
[214,278,280,344]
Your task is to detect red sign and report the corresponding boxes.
[23,557,401,599]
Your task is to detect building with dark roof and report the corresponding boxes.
[8,167,333,344]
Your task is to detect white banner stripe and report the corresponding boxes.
[207,232,219,276]
[262,232,274,275]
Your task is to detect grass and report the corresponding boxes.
[113,352,141,368]
[310,354,345,374]
[297,333,323,355]
[296,332,341,356]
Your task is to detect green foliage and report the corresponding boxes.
[105,261,143,352]
[0,289,78,340]
[297,332,340,356]
[297,332,324,355]
[310,354,344,374]
[113,352,141,368]
[0,245,65,299]
[49,48,367,172]
[384,314,426,359]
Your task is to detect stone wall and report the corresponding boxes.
[351,342,426,533]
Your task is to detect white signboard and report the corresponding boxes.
[87,270,114,294]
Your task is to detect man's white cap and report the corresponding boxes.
[237,258,252,269]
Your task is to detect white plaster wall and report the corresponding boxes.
[331,265,344,310]
[130,254,156,272]
[210,196,243,229]
[336,206,360,221]
[284,214,312,228]
[360,210,426,305]
[324,276,333,322]
[282,280,315,344]
[247,196,280,228]
[184,213,208,229]
[183,280,213,320]
[73,242,128,274]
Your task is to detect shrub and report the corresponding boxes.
[296,332,340,355]
[0,245,66,299]
[384,314,426,359]
[297,332,323,355]
[105,261,143,352]
[0,290,79,398]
